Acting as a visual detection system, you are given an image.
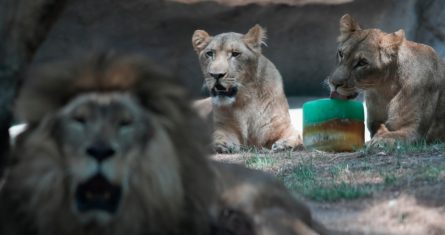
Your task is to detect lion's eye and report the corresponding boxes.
[205,51,214,58]
[231,51,241,57]
[118,118,133,128]
[73,115,87,125]
[355,59,368,68]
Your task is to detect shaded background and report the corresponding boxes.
[31,0,445,97]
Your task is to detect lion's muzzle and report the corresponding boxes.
[330,90,358,100]
[75,173,122,214]
[86,141,116,162]
[328,78,358,100]
[211,83,238,98]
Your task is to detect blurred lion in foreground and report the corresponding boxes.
[0,53,325,235]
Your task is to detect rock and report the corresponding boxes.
[415,0,445,58]
[31,0,442,96]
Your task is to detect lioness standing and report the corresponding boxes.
[328,14,445,147]
[192,25,302,153]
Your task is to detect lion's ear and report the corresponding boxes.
[379,29,405,64]
[338,14,361,42]
[243,24,267,53]
[393,29,405,41]
[380,29,405,48]
[192,30,211,54]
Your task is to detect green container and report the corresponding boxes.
[303,98,365,152]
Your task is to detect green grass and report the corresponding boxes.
[237,141,445,202]
[282,161,376,201]
[415,165,445,181]
[359,140,445,155]
[423,166,443,179]
[293,163,316,181]
[375,159,445,188]
[307,183,374,201]
[328,162,348,178]
[245,154,276,168]
[383,173,397,186]
[283,150,445,201]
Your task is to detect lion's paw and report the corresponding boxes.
[214,142,240,154]
[366,136,398,152]
[215,208,255,235]
[271,140,292,153]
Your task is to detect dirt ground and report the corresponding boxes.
[213,145,445,235]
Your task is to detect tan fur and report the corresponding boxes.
[0,53,324,235]
[212,162,327,235]
[193,97,213,120]
[328,14,445,147]
[192,25,302,153]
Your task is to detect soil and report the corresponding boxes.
[213,149,445,235]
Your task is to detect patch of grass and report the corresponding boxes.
[383,173,398,186]
[283,161,376,201]
[359,140,445,155]
[392,140,444,155]
[399,212,409,224]
[245,155,276,169]
[328,163,347,178]
[292,163,316,181]
[423,167,443,178]
[308,183,374,201]
[237,140,445,202]
[416,165,445,181]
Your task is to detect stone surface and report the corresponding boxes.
[415,0,445,58]
[31,0,444,96]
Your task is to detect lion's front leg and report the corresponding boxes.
[367,124,418,149]
[366,87,436,149]
[367,124,398,148]
[270,128,303,152]
[213,129,241,154]
[213,208,255,235]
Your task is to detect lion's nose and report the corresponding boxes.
[330,78,346,89]
[86,142,115,162]
[210,73,226,80]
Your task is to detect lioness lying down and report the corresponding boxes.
[328,14,445,147]
[192,25,302,153]
[0,53,325,235]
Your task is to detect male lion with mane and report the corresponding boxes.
[328,14,445,147]
[0,53,215,235]
[0,53,325,235]
[192,25,302,153]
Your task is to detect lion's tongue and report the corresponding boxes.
[330,91,348,100]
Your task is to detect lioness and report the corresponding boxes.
[328,14,445,147]
[192,25,302,153]
[0,53,325,235]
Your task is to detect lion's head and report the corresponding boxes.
[328,14,405,99]
[6,53,215,235]
[192,25,266,106]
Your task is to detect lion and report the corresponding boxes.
[328,14,445,147]
[192,25,302,153]
[0,52,325,235]
[0,53,216,235]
